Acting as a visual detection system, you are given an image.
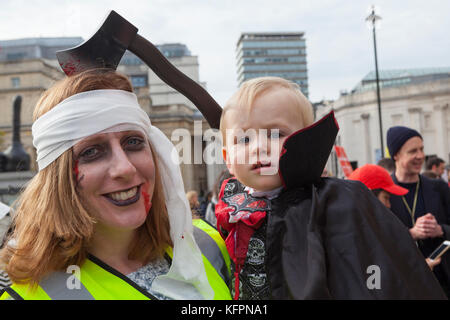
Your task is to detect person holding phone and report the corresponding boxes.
[387,126,450,297]
[349,164,442,271]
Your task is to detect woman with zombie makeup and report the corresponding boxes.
[0,69,230,300]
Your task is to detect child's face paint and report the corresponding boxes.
[72,130,155,231]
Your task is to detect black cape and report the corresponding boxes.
[266,178,446,299]
[269,112,445,299]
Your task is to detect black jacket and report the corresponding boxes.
[390,174,450,291]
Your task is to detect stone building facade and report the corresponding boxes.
[0,59,64,172]
[316,68,450,177]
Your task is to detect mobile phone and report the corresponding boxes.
[428,240,450,261]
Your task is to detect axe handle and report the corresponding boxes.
[129,34,222,129]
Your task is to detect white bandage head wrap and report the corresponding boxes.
[32,89,214,300]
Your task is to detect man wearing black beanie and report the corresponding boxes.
[387,126,450,297]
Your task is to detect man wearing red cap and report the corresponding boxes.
[387,126,450,297]
[349,164,408,209]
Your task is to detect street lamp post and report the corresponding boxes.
[366,6,384,158]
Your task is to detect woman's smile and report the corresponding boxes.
[103,184,142,206]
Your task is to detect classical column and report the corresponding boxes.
[408,107,422,133]
[433,104,449,161]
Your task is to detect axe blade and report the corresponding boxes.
[56,10,223,128]
[56,11,138,76]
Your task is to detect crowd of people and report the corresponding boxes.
[0,72,449,300]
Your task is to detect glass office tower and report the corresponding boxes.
[236,32,308,97]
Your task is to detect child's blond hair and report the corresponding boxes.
[220,77,314,144]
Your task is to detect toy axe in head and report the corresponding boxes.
[56,10,222,129]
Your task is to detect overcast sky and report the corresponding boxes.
[1,0,449,105]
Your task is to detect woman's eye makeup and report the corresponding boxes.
[125,137,144,147]
[123,136,145,149]
[78,145,103,161]
[77,135,146,156]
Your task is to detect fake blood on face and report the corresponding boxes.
[142,189,152,213]
[73,160,79,181]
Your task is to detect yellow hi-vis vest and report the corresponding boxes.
[0,222,231,300]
